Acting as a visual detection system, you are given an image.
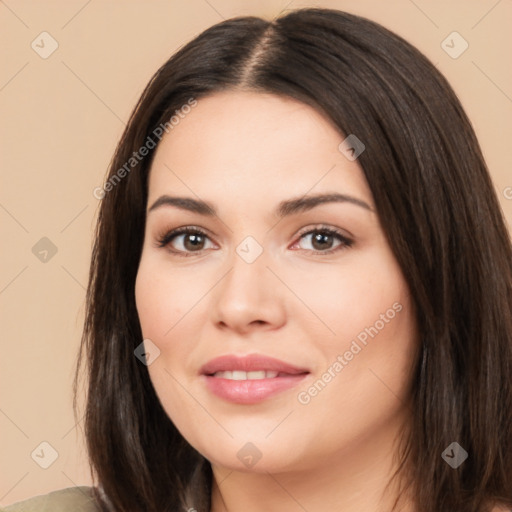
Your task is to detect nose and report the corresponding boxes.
[211,242,287,335]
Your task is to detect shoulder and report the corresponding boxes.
[2,486,101,512]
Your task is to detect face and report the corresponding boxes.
[135,90,418,475]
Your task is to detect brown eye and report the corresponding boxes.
[157,225,353,258]
[180,232,206,251]
[294,226,353,255]
[309,231,337,251]
[157,227,214,256]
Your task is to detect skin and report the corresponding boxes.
[135,90,420,511]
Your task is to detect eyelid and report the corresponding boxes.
[294,223,353,243]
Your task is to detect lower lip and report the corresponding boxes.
[202,374,309,404]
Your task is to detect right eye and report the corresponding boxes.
[156,226,216,257]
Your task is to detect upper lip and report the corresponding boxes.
[200,354,310,376]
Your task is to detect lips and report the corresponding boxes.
[200,354,310,404]
[200,354,309,376]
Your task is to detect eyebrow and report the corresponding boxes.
[147,192,373,218]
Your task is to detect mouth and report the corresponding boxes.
[209,370,297,380]
[200,354,310,404]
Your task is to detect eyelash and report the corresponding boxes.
[155,224,354,258]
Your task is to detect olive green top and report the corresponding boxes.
[2,486,101,512]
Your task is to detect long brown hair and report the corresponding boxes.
[74,7,512,511]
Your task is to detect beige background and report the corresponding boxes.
[1,0,511,506]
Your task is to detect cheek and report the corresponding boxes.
[291,297,416,463]
[135,259,208,426]
[135,256,205,343]
[283,247,409,353]
[290,248,417,421]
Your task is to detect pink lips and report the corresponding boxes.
[200,354,310,405]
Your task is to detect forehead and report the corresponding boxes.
[147,91,373,209]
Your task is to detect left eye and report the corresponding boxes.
[156,226,353,257]
[292,227,353,254]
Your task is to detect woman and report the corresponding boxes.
[6,6,511,512]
